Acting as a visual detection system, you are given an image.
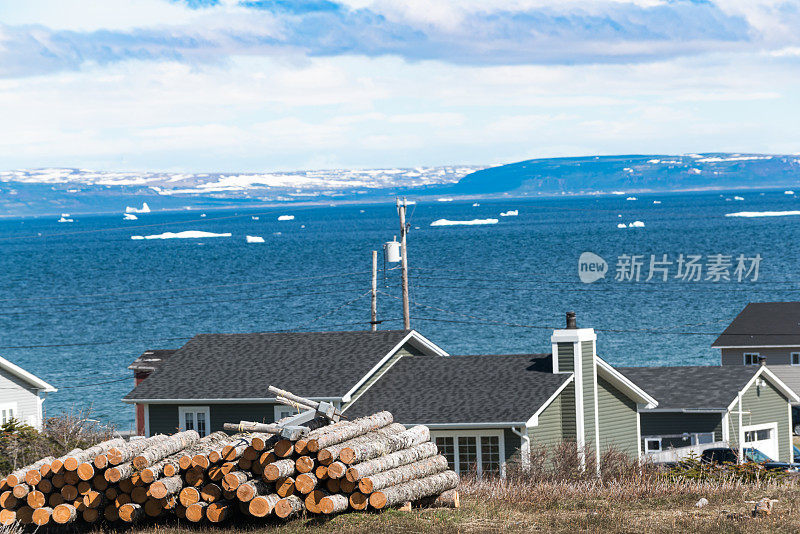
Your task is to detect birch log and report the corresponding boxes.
[303,489,328,514]
[118,503,144,523]
[368,471,458,509]
[201,483,222,503]
[307,411,393,453]
[339,425,430,465]
[31,506,53,525]
[248,494,280,517]
[106,435,168,465]
[274,477,295,498]
[358,455,448,494]
[50,450,81,476]
[320,494,349,514]
[185,501,208,523]
[263,459,296,482]
[327,461,347,479]
[317,424,406,464]
[206,501,232,523]
[415,489,460,509]
[0,509,16,526]
[295,473,318,494]
[52,503,78,524]
[346,442,438,482]
[7,457,55,486]
[133,430,199,469]
[236,480,271,502]
[179,487,200,507]
[104,461,135,483]
[221,471,252,492]
[64,439,125,471]
[179,431,229,469]
[149,476,184,499]
[274,495,304,519]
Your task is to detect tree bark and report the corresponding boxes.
[104,461,135,483]
[295,473,318,495]
[133,430,199,469]
[7,457,55,486]
[52,503,78,524]
[346,441,438,482]
[320,493,349,514]
[359,455,449,494]
[106,434,169,465]
[307,411,393,453]
[274,495,304,519]
[148,475,184,499]
[415,489,460,509]
[368,470,458,510]
[119,503,144,523]
[317,423,406,464]
[248,494,280,517]
[64,439,125,471]
[263,458,296,481]
[222,470,252,492]
[340,425,431,465]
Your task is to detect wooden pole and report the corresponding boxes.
[397,197,410,330]
[371,250,378,331]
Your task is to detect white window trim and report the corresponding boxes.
[644,437,662,453]
[178,406,211,436]
[691,432,715,446]
[0,402,18,425]
[791,352,800,366]
[431,429,505,477]
[743,352,760,366]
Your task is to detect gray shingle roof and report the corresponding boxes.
[615,366,758,411]
[344,354,570,425]
[128,350,177,373]
[125,330,416,401]
[713,302,800,347]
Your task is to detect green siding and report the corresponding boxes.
[148,403,280,436]
[530,382,576,447]
[597,376,639,458]
[557,342,574,372]
[729,378,791,462]
[342,345,424,411]
[640,412,723,441]
[581,340,598,452]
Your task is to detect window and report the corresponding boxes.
[644,438,662,453]
[431,431,505,476]
[178,406,210,437]
[745,428,771,443]
[0,403,17,425]
[743,353,760,365]
[274,405,297,422]
[792,353,800,366]
[692,433,715,446]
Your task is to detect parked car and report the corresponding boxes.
[701,447,799,472]
[794,445,800,464]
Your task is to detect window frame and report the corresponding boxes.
[0,402,18,425]
[691,432,715,446]
[430,429,505,477]
[791,353,800,366]
[178,406,211,437]
[743,353,760,366]
[274,405,298,422]
[644,437,662,453]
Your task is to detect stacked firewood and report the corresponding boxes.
[0,411,458,527]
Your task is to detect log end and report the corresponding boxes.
[295,474,317,495]
[26,490,46,509]
[206,502,230,523]
[104,468,121,483]
[145,499,164,517]
[103,506,120,522]
[24,471,42,486]
[82,507,100,523]
[31,507,52,526]
[52,504,77,524]
[93,455,109,470]
[62,458,78,472]
[358,478,374,494]
[275,477,295,498]
[132,456,148,470]
[338,448,356,465]
[106,449,123,465]
[369,491,387,510]
[118,503,142,523]
[76,462,94,481]
[179,487,200,507]
[275,497,301,519]
[248,496,272,517]
[0,509,15,526]
[148,481,168,500]
[328,462,346,479]
[185,503,206,523]
[345,467,359,483]
[349,491,369,511]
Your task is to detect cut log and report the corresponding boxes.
[64,470,79,485]
[119,478,134,494]
[415,489,460,509]
[222,470,252,492]
[185,465,205,487]
[369,470,458,510]
[107,434,168,465]
[24,468,42,486]
[14,506,33,525]
[118,502,144,523]
[7,457,55,486]
[274,495,304,519]
[248,494,280,517]
[51,473,65,489]
[103,505,119,522]
[144,498,164,517]
[50,450,81,476]
[185,501,208,522]
[236,479,271,502]
[52,503,78,524]
[77,480,92,495]
[114,494,131,508]
[32,506,53,525]
[181,431,230,470]
[206,501,232,523]
[146,456,181,482]
[274,476,295,498]
[274,439,294,458]
[64,439,125,471]
[295,473,318,494]
[59,485,77,501]
[76,461,95,481]
[243,445,259,461]
[222,489,236,501]
[315,465,328,480]
[359,455,449,494]
[349,492,369,511]
[105,461,134,483]
[131,486,149,504]
[317,423,406,464]
[263,458,296,481]
[320,493,349,514]
[325,478,340,493]
[38,462,53,479]
[36,478,53,495]
[179,487,201,507]
[175,503,187,520]
[48,493,64,508]
[148,475,183,499]
[83,490,105,509]
[340,425,431,465]
[328,461,347,479]
[304,489,328,514]
[0,509,15,526]
[339,479,356,494]
[26,489,46,509]
[299,418,354,454]
[132,430,200,469]
[307,411,393,453]
[251,434,278,451]
[91,474,108,491]
[296,456,315,474]
[82,507,100,523]
[104,487,118,501]
[237,458,252,470]
[346,442,438,482]
[201,483,222,503]
[258,451,276,468]
[12,483,31,499]
[0,491,17,509]
[93,454,109,470]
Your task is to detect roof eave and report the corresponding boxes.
[595,356,659,409]
[121,396,343,404]
[0,355,57,393]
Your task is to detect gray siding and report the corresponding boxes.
[557,343,574,372]
[729,378,792,462]
[0,369,42,427]
[640,412,723,442]
[597,376,639,458]
[581,340,597,452]
[721,347,800,367]
[342,345,424,411]
[530,382,576,447]
[148,403,281,436]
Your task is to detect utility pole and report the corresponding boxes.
[371,250,378,332]
[397,197,411,330]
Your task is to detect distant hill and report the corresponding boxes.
[449,154,800,196]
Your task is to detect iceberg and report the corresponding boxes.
[626,197,637,201]
[277,215,295,221]
[430,218,498,226]
[58,216,73,223]
[131,231,231,240]
[652,201,661,204]
[123,213,138,220]
[499,210,519,217]
[200,214,206,217]
[629,221,645,228]
[437,198,454,202]
[786,191,795,195]
[61,213,70,217]
[726,211,800,218]
[616,223,627,229]
[246,235,265,243]
[126,202,151,214]
[472,203,480,207]
[734,196,744,201]
[251,216,259,220]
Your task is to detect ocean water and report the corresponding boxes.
[1,190,799,430]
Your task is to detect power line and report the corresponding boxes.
[0,336,192,350]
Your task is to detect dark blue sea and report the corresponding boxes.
[1,190,799,430]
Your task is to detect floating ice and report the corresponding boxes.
[472,203,480,207]
[359,210,365,213]
[653,201,661,204]
[123,213,138,220]
[61,213,70,217]
[786,190,795,195]
[430,218,498,226]
[437,198,453,202]
[58,217,73,223]
[131,231,231,240]
[277,215,295,221]
[201,214,206,217]
[726,211,800,218]
[629,221,645,228]
[611,191,626,195]
[126,202,151,214]
[246,235,265,243]
[734,196,744,201]
[251,216,259,220]
[500,210,518,217]
[616,223,627,229]
[626,197,637,201]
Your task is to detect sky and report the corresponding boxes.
[0,0,799,172]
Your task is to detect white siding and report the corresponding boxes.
[0,369,43,428]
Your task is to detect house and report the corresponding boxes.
[0,355,57,429]
[123,330,447,436]
[124,313,658,475]
[128,349,177,436]
[617,362,799,463]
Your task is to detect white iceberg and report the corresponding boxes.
[629,221,645,228]
[251,216,259,220]
[437,198,453,202]
[616,223,627,229]
[734,196,744,201]
[786,190,795,195]
[61,213,70,217]
[500,210,519,217]
[200,214,206,217]
[726,211,800,218]
[472,203,480,207]
[246,235,265,243]
[612,191,626,195]
[430,218,498,226]
[58,217,73,223]
[626,197,637,201]
[126,202,151,214]
[131,231,231,240]
[277,215,295,221]
[652,201,661,204]
[123,213,138,220]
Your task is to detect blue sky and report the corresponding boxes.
[0,0,799,171]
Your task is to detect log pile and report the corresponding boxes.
[0,411,458,527]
